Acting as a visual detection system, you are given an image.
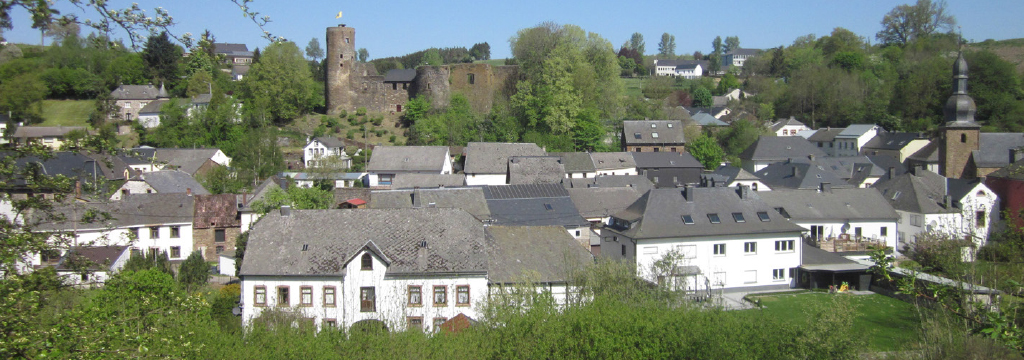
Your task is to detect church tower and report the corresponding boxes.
[326,25,357,115]
[938,52,980,179]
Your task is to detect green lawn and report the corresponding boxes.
[746,292,922,351]
[39,100,94,127]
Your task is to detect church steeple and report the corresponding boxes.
[939,51,981,179]
[942,52,979,127]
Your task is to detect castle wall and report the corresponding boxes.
[413,66,451,109]
[326,25,357,115]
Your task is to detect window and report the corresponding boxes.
[789,268,797,278]
[681,215,694,224]
[170,246,181,258]
[757,211,770,222]
[976,211,986,227]
[392,82,397,90]
[671,147,677,152]
[855,227,862,238]
[635,147,642,152]
[254,286,266,306]
[407,317,424,330]
[408,286,422,306]
[652,132,659,138]
[150,226,159,239]
[216,246,224,255]
[732,212,745,223]
[910,215,922,226]
[324,286,336,306]
[543,203,553,211]
[775,240,795,251]
[634,132,642,139]
[379,174,394,185]
[360,287,376,312]
[361,253,373,270]
[215,229,226,243]
[456,285,470,306]
[744,242,757,254]
[433,317,447,331]
[653,177,659,183]
[708,213,721,224]
[713,243,726,256]
[621,244,626,256]
[277,286,290,307]
[300,286,313,306]
[324,319,337,328]
[743,270,757,284]
[881,227,888,237]
[960,133,967,143]
[433,286,447,305]
[467,73,475,84]
[170,226,180,238]
[653,148,660,152]
[772,268,786,281]
[344,37,350,44]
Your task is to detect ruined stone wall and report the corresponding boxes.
[326,25,357,115]
[450,64,503,114]
[193,227,241,261]
[412,66,451,109]
[383,82,411,113]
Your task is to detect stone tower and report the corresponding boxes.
[938,52,981,179]
[326,25,357,115]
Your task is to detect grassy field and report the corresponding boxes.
[745,291,922,351]
[39,100,94,127]
[621,77,643,98]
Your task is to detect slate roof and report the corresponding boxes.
[311,136,345,149]
[110,85,161,100]
[632,151,702,169]
[607,186,804,239]
[137,148,224,175]
[712,165,759,182]
[485,226,593,283]
[740,136,827,161]
[332,187,372,207]
[367,146,449,172]
[370,187,490,220]
[508,156,566,185]
[986,162,1024,181]
[464,142,545,174]
[391,173,465,189]
[757,188,899,222]
[867,155,907,180]
[725,48,759,56]
[12,126,88,138]
[753,156,881,190]
[138,99,168,114]
[547,152,596,173]
[863,132,927,150]
[836,124,878,138]
[38,193,195,232]
[131,170,210,195]
[482,184,589,227]
[213,43,249,54]
[562,175,655,193]
[622,120,686,145]
[591,152,636,170]
[7,151,102,187]
[567,187,645,219]
[800,243,869,271]
[974,133,1024,168]
[770,117,807,132]
[193,194,240,229]
[384,69,417,82]
[240,208,487,276]
[240,176,284,212]
[907,140,939,162]
[871,169,960,214]
[55,246,129,271]
[691,112,728,126]
[807,128,844,143]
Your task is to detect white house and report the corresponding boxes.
[770,117,811,137]
[758,187,900,251]
[833,124,880,157]
[674,63,702,79]
[110,170,209,201]
[464,142,546,186]
[54,245,132,287]
[590,152,638,176]
[600,186,805,292]
[365,146,452,188]
[706,166,771,191]
[303,137,351,170]
[723,49,759,67]
[873,168,999,254]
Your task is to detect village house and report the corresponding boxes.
[193,194,241,260]
[463,142,546,186]
[370,187,491,221]
[704,165,769,191]
[547,152,597,179]
[739,136,827,173]
[482,184,591,243]
[508,156,566,185]
[859,132,930,163]
[11,126,89,149]
[600,186,805,293]
[722,48,759,67]
[110,83,168,121]
[753,155,886,190]
[54,245,131,287]
[131,147,232,177]
[366,146,452,188]
[621,120,686,153]
[758,187,900,253]
[833,125,881,157]
[303,137,351,170]
[770,117,811,137]
[591,152,638,176]
[806,128,844,156]
[632,151,703,188]
[984,160,1024,228]
[110,170,209,201]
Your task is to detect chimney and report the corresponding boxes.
[186,188,192,196]
[808,154,815,162]
[242,190,249,207]
[738,185,751,199]
[791,166,799,178]
[943,195,952,209]
[412,187,422,207]
[912,165,922,176]
[280,205,292,216]
[888,167,896,180]
[820,182,832,193]
[74,181,81,198]
[1010,148,1022,164]
[683,184,694,202]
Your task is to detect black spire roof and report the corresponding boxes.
[943,52,979,128]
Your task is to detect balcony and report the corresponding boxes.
[805,234,886,253]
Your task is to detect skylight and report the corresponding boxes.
[651,123,657,128]
[634,132,642,139]
[757,211,771,222]
[732,212,745,223]
[892,191,902,200]
[681,215,694,224]
[652,132,659,138]
[543,203,553,211]
[708,213,721,224]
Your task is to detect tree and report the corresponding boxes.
[357,48,369,62]
[658,33,676,57]
[141,31,182,85]
[421,48,443,66]
[876,0,956,46]
[240,41,321,124]
[692,86,712,108]
[712,36,723,55]
[688,134,725,169]
[628,32,645,55]
[43,21,80,43]
[724,36,740,53]
[0,73,47,123]
[692,51,703,60]
[469,42,490,60]
[305,38,324,62]
[249,186,333,215]
[715,73,741,95]
[178,251,210,292]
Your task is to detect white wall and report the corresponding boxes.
[109,181,156,201]
[594,168,638,176]
[138,113,161,129]
[465,173,507,186]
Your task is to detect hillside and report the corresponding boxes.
[970,38,1024,74]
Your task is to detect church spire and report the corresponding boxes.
[942,51,978,127]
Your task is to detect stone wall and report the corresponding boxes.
[193,226,241,261]
[412,66,451,109]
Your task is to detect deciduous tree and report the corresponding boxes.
[305,37,324,62]
[240,41,321,124]
[688,134,725,169]
[628,32,645,55]
[724,36,740,53]
[658,32,676,57]
[876,0,956,46]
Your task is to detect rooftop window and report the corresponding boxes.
[757,211,771,222]
[543,203,553,211]
[732,212,745,223]
[708,213,721,224]
[634,132,641,139]
[681,215,694,224]
[651,124,657,128]
[652,132,659,138]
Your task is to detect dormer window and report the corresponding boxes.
[361,253,373,270]
[634,132,641,139]
[667,123,673,128]
[651,124,657,128]
[732,212,745,223]
[652,132,659,138]
[708,213,721,224]
[757,211,770,222]
[681,215,694,224]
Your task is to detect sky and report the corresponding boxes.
[3,0,1023,60]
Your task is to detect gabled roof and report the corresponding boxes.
[547,152,596,173]
[975,133,1024,168]
[6,151,102,187]
[622,120,686,145]
[508,156,566,185]
[12,126,88,138]
[757,188,898,222]
[240,175,285,212]
[391,173,465,189]
[562,175,655,193]
[754,157,863,190]
[309,136,345,149]
[55,246,129,271]
[808,128,844,142]
[110,85,160,100]
[770,117,807,132]
[136,148,225,175]
[485,226,593,283]
[871,168,960,214]
[725,48,759,56]
[608,187,804,239]
[800,243,869,271]
[567,187,645,219]
[464,142,546,175]
[384,69,417,82]
[239,208,487,276]
[740,136,827,161]
[138,99,169,114]
[591,152,636,170]
[862,132,927,150]
[691,112,728,126]
[131,170,210,196]
[213,43,249,54]
[370,187,490,221]
[712,165,759,182]
[367,146,449,172]
[39,193,195,231]
[907,140,939,162]
[836,124,878,138]
[632,151,702,169]
[986,161,1024,181]
[193,194,240,229]
[483,184,589,227]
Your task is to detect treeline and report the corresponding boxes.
[371,42,490,74]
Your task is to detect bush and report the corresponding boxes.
[371,116,383,126]
[346,130,355,139]
[389,135,397,143]
[356,107,367,116]
[178,251,210,292]
[338,109,348,118]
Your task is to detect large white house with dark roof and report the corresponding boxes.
[303,137,351,170]
[758,187,899,252]
[366,146,452,188]
[463,142,546,186]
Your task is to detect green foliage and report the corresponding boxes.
[234,231,249,276]
[305,38,324,61]
[402,95,431,125]
[240,41,322,125]
[123,250,175,277]
[141,31,182,86]
[178,251,210,292]
[410,94,479,147]
[628,32,646,55]
[0,73,46,122]
[691,86,712,108]
[641,75,674,100]
[249,185,333,215]
[716,118,770,164]
[724,36,740,53]
[715,73,741,95]
[687,134,725,169]
[876,0,956,46]
[357,48,369,63]
[657,32,676,57]
[356,107,367,116]
[469,42,490,60]
[421,48,443,66]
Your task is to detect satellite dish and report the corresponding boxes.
[336,11,343,19]
[231,306,243,316]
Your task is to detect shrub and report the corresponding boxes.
[356,107,367,116]
[338,109,348,118]
[346,130,355,139]
[389,135,397,143]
